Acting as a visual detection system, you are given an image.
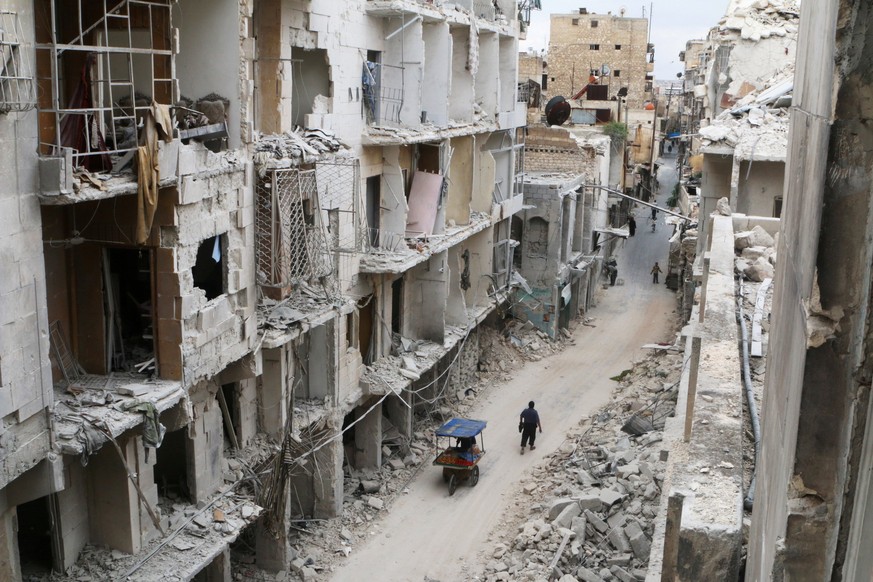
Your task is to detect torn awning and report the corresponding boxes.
[594,226,630,239]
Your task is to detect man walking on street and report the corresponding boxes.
[651,262,663,284]
[628,216,636,236]
[519,401,542,455]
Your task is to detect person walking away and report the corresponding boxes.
[651,262,663,284]
[650,206,657,221]
[519,401,542,455]
[628,216,636,237]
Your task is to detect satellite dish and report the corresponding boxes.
[601,64,611,76]
[620,6,627,16]
[545,96,571,126]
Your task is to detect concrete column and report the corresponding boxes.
[237,378,258,447]
[0,507,21,581]
[255,515,290,573]
[288,432,343,518]
[355,400,382,470]
[200,547,231,582]
[385,393,413,441]
[55,457,89,569]
[187,384,224,504]
[260,347,288,439]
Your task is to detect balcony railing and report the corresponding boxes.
[363,61,405,127]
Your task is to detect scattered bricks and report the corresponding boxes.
[340,529,352,541]
[388,458,405,471]
[606,553,633,566]
[366,497,384,510]
[382,445,392,458]
[599,489,625,508]
[571,516,587,543]
[576,494,603,511]
[290,558,306,573]
[533,523,553,543]
[584,510,608,534]
[553,501,582,529]
[609,565,636,582]
[359,479,381,494]
[607,528,632,553]
[606,511,626,530]
[548,498,578,521]
[643,482,659,500]
[576,566,605,582]
[627,528,651,561]
[615,461,639,478]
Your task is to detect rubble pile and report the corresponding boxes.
[258,282,347,333]
[719,0,800,40]
[253,128,349,173]
[734,224,777,282]
[478,352,683,582]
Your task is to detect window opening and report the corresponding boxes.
[358,295,375,365]
[773,196,783,218]
[290,47,330,128]
[193,235,225,301]
[35,0,176,170]
[220,383,240,450]
[589,44,600,51]
[613,70,621,77]
[391,278,403,335]
[590,20,599,27]
[615,44,622,50]
[366,175,381,248]
[342,411,357,470]
[154,428,191,503]
[572,18,579,25]
[0,10,37,113]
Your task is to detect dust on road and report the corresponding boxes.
[330,159,679,582]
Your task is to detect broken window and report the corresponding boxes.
[107,248,155,373]
[291,47,330,128]
[363,52,403,126]
[192,235,225,301]
[0,11,37,114]
[35,0,175,170]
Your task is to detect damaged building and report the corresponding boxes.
[0,0,533,579]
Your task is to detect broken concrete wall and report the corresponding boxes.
[447,136,474,225]
[696,152,732,255]
[55,457,90,569]
[187,381,224,505]
[736,160,785,218]
[86,434,159,554]
[403,253,448,343]
[422,22,451,126]
[524,126,598,177]
[174,0,242,147]
[475,32,500,118]
[474,137,498,213]
[746,0,873,579]
[0,0,52,493]
[450,27,475,122]
[171,150,257,386]
[288,418,343,518]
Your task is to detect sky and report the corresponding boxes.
[520,1,730,80]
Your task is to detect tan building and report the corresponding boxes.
[548,9,654,108]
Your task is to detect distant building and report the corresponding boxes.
[547,9,654,108]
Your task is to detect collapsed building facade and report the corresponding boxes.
[0,0,533,578]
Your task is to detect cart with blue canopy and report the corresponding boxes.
[432,418,486,495]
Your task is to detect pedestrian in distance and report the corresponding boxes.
[519,401,542,455]
[628,216,636,237]
[650,206,658,221]
[651,262,663,284]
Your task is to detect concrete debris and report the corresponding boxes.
[735,225,775,250]
[253,128,349,174]
[477,351,681,581]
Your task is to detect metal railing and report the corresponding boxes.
[0,11,37,114]
[362,61,405,127]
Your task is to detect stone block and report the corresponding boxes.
[576,494,603,511]
[609,565,636,582]
[584,510,608,533]
[554,501,582,529]
[607,528,632,553]
[180,175,207,205]
[627,530,650,560]
[548,497,578,521]
[598,488,625,508]
[575,566,604,582]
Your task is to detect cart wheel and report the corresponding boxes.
[470,465,480,487]
[448,474,457,496]
[442,468,450,483]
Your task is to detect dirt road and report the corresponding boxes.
[331,160,679,582]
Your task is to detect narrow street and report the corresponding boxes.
[331,158,680,582]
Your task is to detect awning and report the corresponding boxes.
[594,226,630,239]
[436,418,487,438]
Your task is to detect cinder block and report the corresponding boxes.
[180,176,207,206]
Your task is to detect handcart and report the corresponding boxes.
[432,418,486,496]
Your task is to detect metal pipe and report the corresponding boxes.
[737,276,762,510]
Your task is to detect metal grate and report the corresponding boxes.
[35,0,176,169]
[0,11,37,114]
[256,160,365,296]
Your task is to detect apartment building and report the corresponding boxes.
[0,0,529,578]
[547,9,653,109]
